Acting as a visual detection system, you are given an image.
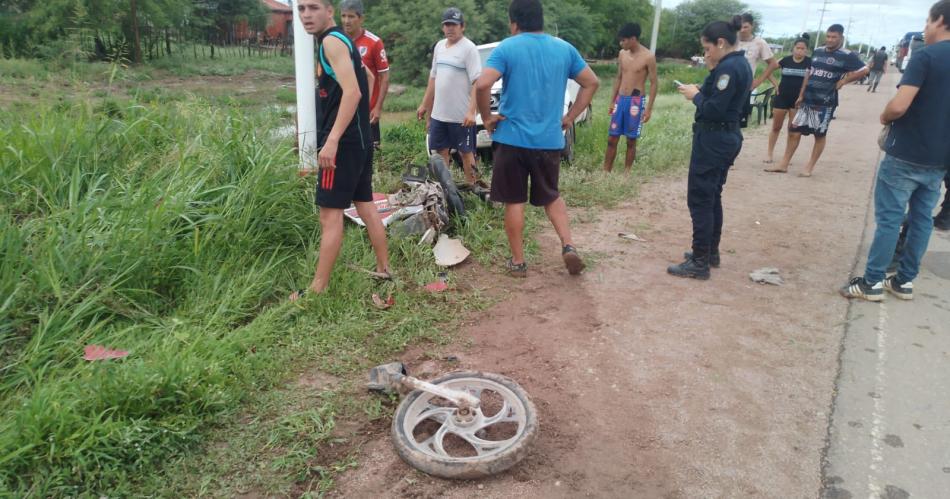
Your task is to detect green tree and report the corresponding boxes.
[658,0,751,58]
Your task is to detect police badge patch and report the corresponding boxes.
[717,74,730,90]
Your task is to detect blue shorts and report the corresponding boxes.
[428,119,476,154]
[609,94,645,139]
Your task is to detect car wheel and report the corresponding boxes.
[561,124,575,164]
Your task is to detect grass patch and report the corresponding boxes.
[383,86,426,113]
[0,94,510,495]
[0,54,755,495]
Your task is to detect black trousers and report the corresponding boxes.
[687,129,743,255]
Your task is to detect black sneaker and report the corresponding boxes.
[562,245,585,275]
[839,276,883,302]
[884,275,913,300]
[934,208,950,231]
[684,251,720,268]
[667,255,710,280]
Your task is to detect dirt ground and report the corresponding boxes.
[329,76,896,498]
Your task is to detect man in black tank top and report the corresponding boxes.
[291,0,390,300]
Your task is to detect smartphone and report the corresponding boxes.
[673,79,685,87]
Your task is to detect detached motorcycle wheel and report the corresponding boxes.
[391,371,538,479]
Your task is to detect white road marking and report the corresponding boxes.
[867,303,889,498]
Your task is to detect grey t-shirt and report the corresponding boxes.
[430,37,481,123]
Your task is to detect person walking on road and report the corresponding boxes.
[475,0,599,278]
[603,22,658,173]
[416,8,482,186]
[668,16,752,280]
[867,46,888,93]
[764,34,811,164]
[840,0,950,302]
[767,24,869,177]
[290,0,391,300]
[340,0,390,149]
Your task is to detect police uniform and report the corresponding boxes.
[669,50,752,279]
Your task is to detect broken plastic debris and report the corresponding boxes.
[424,281,448,292]
[433,235,470,267]
[83,345,129,361]
[618,232,647,242]
[749,267,784,286]
[372,293,395,309]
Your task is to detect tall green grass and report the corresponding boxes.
[0,97,500,495]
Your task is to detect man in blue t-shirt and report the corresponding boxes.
[475,0,599,278]
[840,0,950,302]
[769,24,869,177]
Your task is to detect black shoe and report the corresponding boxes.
[934,208,950,231]
[839,276,883,302]
[884,275,913,300]
[667,255,710,280]
[684,251,720,268]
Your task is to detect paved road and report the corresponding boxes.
[822,124,950,496]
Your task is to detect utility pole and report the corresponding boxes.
[802,0,811,34]
[291,0,317,172]
[814,0,831,51]
[650,0,662,53]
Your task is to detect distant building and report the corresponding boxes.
[235,0,293,44]
[262,0,293,42]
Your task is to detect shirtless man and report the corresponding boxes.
[603,23,657,173]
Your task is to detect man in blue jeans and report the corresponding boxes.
[841,0,950,302]
[475,0,598,278]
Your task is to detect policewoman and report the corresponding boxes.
[668,16,752,280]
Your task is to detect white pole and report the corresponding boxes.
[650,0,662,53]
[802,0,811,33]
[814,0,829,51]
[291,0,318,171]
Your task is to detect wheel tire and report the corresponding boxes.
[391,371,539,480]
[428,154,466,218]
[561,124,575,164]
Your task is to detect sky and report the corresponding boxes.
[661,0,932,48]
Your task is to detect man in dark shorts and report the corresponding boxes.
[770,24,868,177]
[475,0,599,277]
[290,0,390,300]
[416,8,482,185]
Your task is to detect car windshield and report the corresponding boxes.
[478,47,494,69]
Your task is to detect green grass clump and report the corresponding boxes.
[0,96,500,495]
[382,86,426,113]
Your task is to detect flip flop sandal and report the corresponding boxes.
[506,258,527,278]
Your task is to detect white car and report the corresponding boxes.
[426,41,592,164]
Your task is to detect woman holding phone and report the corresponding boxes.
[668,16,752,279]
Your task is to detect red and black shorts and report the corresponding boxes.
[490,142,561,207]
[315,145,374,209]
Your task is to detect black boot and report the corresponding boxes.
[935,205,950,231]
[683,250,720,268]
[668,250,711,280]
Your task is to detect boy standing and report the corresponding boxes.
[603,23,657,173]
[290,0,391,300]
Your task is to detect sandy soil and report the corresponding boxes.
[329,76,897,498]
